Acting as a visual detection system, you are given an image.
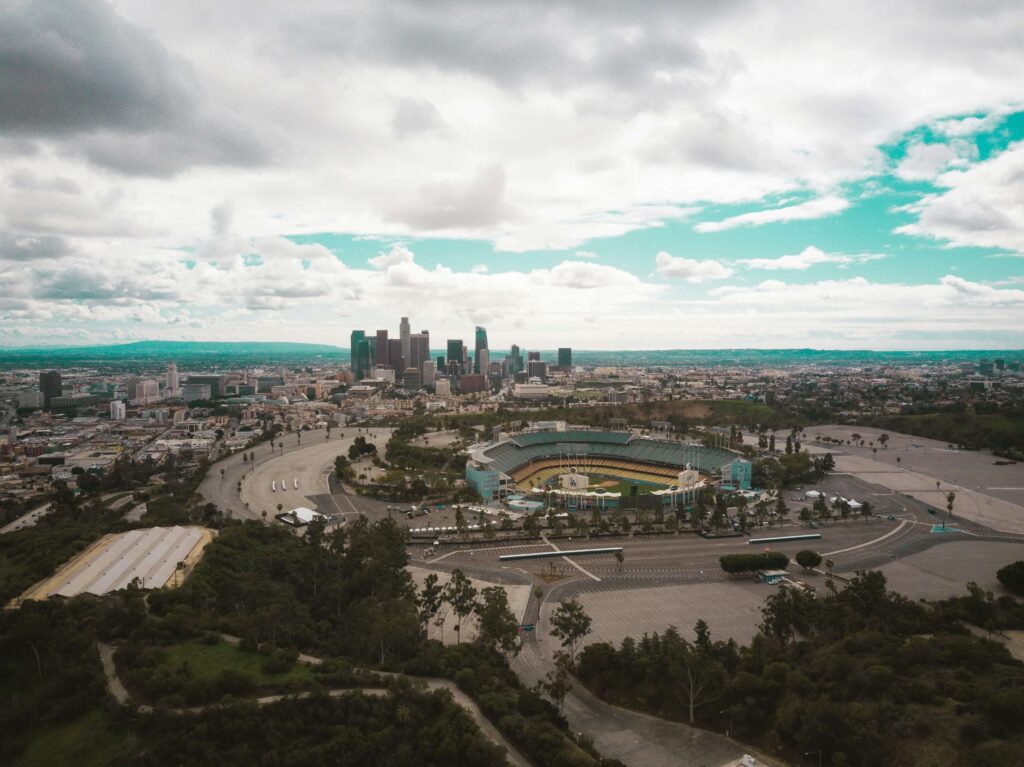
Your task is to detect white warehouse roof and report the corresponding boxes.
[53,526,209,597]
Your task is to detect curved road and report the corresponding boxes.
[198,427,391,521]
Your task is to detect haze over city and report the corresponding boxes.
[2,1,1024,349]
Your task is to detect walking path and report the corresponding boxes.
[96,639,530,767]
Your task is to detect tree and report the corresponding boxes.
[446,569,478,644]
[417,573,444,631]
[796,549,823,571]
[475,586,520,657]
[775,494,788,523]
[536,651,573,713]
[550,598,592,665]
[997,561,1024,596]
[675,626,727,723]
[614,549,624,572]
[879,433,889,449]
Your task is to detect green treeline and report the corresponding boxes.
[1,516,605,766]
[858,412,1024,459]
[577,571,1024,766]
[149,519,421,664]
[133,687,509,767]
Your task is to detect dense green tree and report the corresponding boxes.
[795,550,822,571]
[474,586,520,658]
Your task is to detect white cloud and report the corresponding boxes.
[694,196,850,233]
[574,250,599,259]
[2,3,1024,345]
[895,141,1024,253]
[654,252,734,282]
[931,105,1019,137]
[741,246,885,270]
[895,140,974,181]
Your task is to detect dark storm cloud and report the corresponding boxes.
[0,0,268,175]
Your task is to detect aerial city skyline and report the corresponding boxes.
[4,4,1024,767]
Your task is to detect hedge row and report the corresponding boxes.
[719,552,789,574]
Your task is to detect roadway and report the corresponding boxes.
[198,427,392,521]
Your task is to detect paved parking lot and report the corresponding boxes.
[568,580,770,647]
[805,425,1024,510]
[872,539,1024,600]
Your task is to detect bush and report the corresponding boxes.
[262,648,298,675]
[795,550,823,571]
[997,561,1024,596]
[720,552,790,574]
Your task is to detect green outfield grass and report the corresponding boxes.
[583,474,668,495]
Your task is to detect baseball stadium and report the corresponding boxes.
[466,428,751,510]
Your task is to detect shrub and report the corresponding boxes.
[795,550,823,571]
[997,561,1024,596]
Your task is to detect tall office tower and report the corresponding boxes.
[407,333,424,372]
[446,339,463,376]
[166,362,180,396]
[528,351,541,361]
[110,400,127,421]
[477,348,489,377]
[527,359,548,380]
[436,355,446,371]
[400,316,411,368]
[508,344,523,374]
[434,377,451,397]
[39,370,62,408]
[474,326,488,373]
[419,330,430,374]
[375,330,389,366]
[125,376,142,403]
[557,347,572,368]
[388,338,404,374]
[350,330,365,378]
[422,360,436,389]
[356,339,372,380]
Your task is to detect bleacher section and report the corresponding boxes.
[480,430,738,480]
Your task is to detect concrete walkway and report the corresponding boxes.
[97,640,530,767]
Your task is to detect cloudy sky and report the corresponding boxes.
[2,0,1023,350]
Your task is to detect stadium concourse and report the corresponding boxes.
[465,427,750,508]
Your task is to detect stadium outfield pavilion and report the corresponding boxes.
[466,427,752,511]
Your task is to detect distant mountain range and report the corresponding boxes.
[0,340,1019,369]
[0,340,345,368]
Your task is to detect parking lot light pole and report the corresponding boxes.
[720,708,732,737]
[804,750,822,767]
